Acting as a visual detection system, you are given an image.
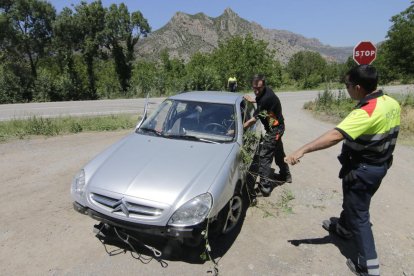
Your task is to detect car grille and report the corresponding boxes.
[90,193,163,218]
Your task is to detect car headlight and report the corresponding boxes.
[71,169,86,197]
[168,193,212,227]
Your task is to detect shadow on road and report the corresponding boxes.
[287,218,358,262]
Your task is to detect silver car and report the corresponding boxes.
[71,91,262,246]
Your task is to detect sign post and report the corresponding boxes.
[353,41,377,65]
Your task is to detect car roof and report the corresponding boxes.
[168,91,243,105]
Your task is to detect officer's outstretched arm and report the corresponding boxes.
[285,129,344,165]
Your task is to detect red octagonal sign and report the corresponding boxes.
[353,41,377,65]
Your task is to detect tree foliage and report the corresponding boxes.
[211,34,283,90]
[105,3,150,93]
[1,1,413,104]
[1,0,55,101]
[375,2,414,82]
[286,51,327,88]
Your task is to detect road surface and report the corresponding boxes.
[0,85,411,121]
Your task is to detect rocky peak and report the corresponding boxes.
[136,9,352,63]
[223,7,237,17]
[171,11,189,23]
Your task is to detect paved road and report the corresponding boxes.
[0,85,411,121]
[0,97,165,121]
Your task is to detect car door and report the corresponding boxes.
[241,100,263,144]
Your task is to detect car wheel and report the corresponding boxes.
[221,193,243,234]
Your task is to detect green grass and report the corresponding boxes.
[256,188,295,217]
[0,114,139,143]
[304,88,414,146]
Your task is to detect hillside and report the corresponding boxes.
[136,8,352,64]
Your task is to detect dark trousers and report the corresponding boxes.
[258,129,289,188]
[338,163,387,275]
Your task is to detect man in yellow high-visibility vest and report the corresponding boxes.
[227,76,237,92]
[285,65,401,276]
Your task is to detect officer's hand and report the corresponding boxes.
[284,150,304,165]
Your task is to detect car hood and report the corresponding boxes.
[87,133,235,207]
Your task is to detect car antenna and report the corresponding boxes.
[135,91,150,130]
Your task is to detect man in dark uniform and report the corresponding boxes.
[244,74,291,197]
[285,65,401,276]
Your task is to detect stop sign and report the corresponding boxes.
[353,41,377,65]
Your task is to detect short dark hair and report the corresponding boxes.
[346,65,378,93]
[252,74,266,86]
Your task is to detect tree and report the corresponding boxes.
[104,3,150,93]
[72,0,106,99]
[372,44,398,84]
[131,60,158,97]
[211,35,282,90]
[0,0,55,101]
[53,7,85,100]
[156,50,186,95]
[184,52,220,91]
[381,2,414,79]
[286,51,327,88]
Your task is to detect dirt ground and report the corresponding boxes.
[1,94,414,275]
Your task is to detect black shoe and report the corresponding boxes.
[346,259,369,276]
[284,173,292,183]
[259,184,272,197]
[322,219,353,240]
[249,197,257,207]
[276,172,292,183]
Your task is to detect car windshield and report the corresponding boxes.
[137,99,236,143]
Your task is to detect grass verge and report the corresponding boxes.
[0,114,139,143]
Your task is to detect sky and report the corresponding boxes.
[48,0,411,47]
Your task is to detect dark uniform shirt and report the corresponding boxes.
[253,86,284,133]
[335,90,401,164]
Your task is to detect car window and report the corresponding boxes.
[241,100,255,124]
[138,99,236,143]
[138,100,173,133]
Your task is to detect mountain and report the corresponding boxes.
[136,8,352,64]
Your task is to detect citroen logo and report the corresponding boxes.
[111,198,130,217]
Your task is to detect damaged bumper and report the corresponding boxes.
[73,201,205,243]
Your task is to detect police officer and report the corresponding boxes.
[228,76,237,92]
[285,65,401,276]
[244,74,291,197]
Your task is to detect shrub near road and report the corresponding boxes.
[304,88,414,145]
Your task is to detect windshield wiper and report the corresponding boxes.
[166,134,217,144]
[138,127,164,136]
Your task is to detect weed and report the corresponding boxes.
[278,189,295,214]
[256,188,295,217]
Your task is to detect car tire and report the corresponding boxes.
[222,193,244,234]
[210,190,245,238]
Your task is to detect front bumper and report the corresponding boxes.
[73,201,206,243]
